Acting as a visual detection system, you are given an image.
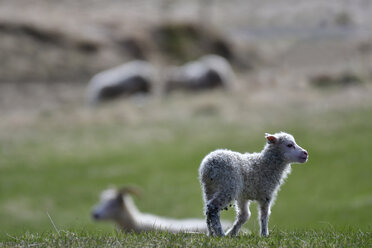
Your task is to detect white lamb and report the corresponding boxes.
[86,60,155,105]
[199,132,309,237]
[92,186,231,233]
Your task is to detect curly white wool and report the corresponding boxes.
[199,132,308,237]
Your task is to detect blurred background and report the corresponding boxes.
[0,0,371,238]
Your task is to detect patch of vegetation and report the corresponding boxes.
[0,21,103,82]
[0,21,100,53]
[310,72,364,88]
[334,12,353,27]
[151,22,232,63]
[0,20,237,82]
[2,228,371,248]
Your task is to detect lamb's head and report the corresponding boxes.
[92,186,140,221]
[265,132,308,164]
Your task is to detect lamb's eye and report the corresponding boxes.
[287,144,293,148]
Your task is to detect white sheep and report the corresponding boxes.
[92,186,231,234]
[165,54,234,93]
[199,132,309,237]
[86,60,155,105]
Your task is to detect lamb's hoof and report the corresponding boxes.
[213,231,225,237]
[225,230,237,237]
[208,231,225,237]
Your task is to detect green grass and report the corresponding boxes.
[2,228,371,248]
[0,101,371,244]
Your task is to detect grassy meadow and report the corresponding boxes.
[3,229,372,247]
[1,90,371,246]
[1,0,372,246]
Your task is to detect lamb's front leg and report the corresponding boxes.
[258,200,271,237]
[226,200,250,237]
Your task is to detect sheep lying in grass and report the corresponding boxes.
[199,132,309,237]
[92,186,231,233]
[86,60,155,105]
[165,54,234,93]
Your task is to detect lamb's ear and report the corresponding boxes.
[265,133,278,144]
[118,186,142,198]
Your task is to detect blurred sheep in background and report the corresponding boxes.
[164,54,235,93]
[86,60,155,105]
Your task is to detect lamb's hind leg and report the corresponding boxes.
[226,199,250,237]
[205,193,232,236]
